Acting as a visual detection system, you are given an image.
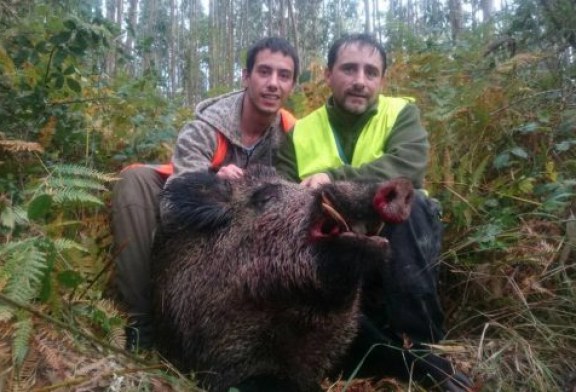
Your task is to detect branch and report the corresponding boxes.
[47,96,114,106]
[489,89,562,115]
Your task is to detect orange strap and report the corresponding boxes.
[210,131,229,170]
[125,108,297,178]
[121,162,174,177]
[279,108,297,130]
[210,109,296,170]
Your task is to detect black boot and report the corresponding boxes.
[125,315,155,352]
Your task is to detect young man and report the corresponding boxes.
[112,37,298,351]
[276,33,472,391]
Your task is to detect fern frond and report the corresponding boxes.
[0,239,47,321]
[12,314,33,367]
[0,205,28,230]
[53,238,88,254]
[50,189,103,206]
[25,164,112,210]
[0,307,12,322]
[51,164,117,183]
[0,269,7,292]
[0,140,44,154]
[0,331,12,372]
[45,177,109,192]
[108,324,125,349]
[34,330,65,374]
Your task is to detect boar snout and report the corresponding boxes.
[373,178,414,224]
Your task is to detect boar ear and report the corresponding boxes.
[160,172,233,232]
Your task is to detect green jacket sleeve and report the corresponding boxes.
[326,104,429,188]
[275,127,300,183]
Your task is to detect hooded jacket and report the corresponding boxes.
[170,90,290,183]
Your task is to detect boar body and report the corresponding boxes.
[152,167,413,392]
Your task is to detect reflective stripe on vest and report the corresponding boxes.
[292,96,413,180]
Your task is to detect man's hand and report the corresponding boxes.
[301,173,331,189]
[216,164,244,180]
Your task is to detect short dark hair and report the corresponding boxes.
[246,37,300,82]
[327,33,387,74]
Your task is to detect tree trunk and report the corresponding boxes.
[169,0,176,98]
[105,0,116,76]
[448,0,463,42]
[126,0,138,62]
[209,0,218,90]
[279,0,286,37]
[364,0,371,33]
[225,0,234,87]
[287,0,299,68]
[372,0,381,41]
[481,0,493,23]
[267,0,273,35]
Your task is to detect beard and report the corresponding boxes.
[336,93,375,114]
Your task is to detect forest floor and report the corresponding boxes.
[0,310,479,392]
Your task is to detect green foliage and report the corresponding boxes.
[71,301,124,335]
[0,2,574,390]
[0,10,186,175]
[0,162,113,313]
[0,239,47,321]
[28,164,116,209]
[1,10,111,155]
[0,160,118,378]
[0,7,185,380]
[102,72,186,168]
[386,34,575,237]
[11,312,33,368]
[380,19,576,391]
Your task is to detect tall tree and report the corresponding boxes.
[286,0,300,65]
[448,0,463,41]
[105,0,116,75]
[168,0,176,97]
[364,0,371,33]
[481,0,493,23]
[125,0,138,67]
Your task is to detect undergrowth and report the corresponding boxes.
[0,11,575,392]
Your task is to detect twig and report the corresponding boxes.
[493,191,542,206]
[47,96,114,106]
[76,256,116,300]
[477,322,490,362]
[489,89,562,115]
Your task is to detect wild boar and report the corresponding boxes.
[152,166,413,392]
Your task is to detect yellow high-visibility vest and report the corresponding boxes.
[293,95,414,180]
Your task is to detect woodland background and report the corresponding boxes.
[0,0,575,391]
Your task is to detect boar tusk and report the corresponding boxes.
[374,221,386,235]
[321,193,350,232]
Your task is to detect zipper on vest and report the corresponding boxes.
[331,126,349,165]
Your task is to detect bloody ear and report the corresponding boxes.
[372,178,414,224]
[160,172,233,233]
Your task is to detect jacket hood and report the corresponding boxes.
[195,90,245,145]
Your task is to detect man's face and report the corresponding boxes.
[325,42,384,114]
[243,49,295,115]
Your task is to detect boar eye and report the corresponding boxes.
[250,184,281,210]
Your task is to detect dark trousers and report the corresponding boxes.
[337,192,447,381]
[111,166,164,318]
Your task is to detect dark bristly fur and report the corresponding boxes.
[152,166,413,392]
